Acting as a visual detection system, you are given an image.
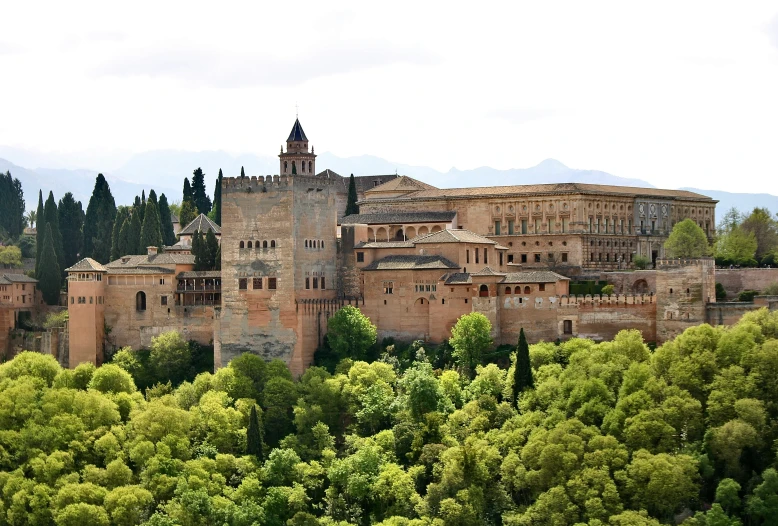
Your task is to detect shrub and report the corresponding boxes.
[601,284,615,295]
[738,290,759,302]
[715,282,727,301]
[634,255,650,270]
[762,282,778,296]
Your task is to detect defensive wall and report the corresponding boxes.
[714,268,778,299]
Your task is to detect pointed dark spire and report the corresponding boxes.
[287,118,308,142]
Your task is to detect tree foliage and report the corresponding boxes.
[83,174,117,263]
[0,170,25,239]
[178,201,197,232]
[209,169,223,226]
[326,305,378,361]
[190,168,212,215]
[345,173,359,217]
[58,192,84,270]
[157,193,176,247]
[37,223,61,304]
[449,312,493,375]
[512,327,533,407]
[139,198,162,251]
[664,218,711,258]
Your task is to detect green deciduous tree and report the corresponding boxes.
[450,312,493,376]
[664,218,711,258]
[716,226,758,266]
[149,331,193,386]
[741,208,778,261]
[345,173,359,216]
[38,224,61,304]
[83,174,117,263]
[0,245,22,267]
[326,305,377,361]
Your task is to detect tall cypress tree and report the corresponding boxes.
[83,174,117,263]
[240,166,245,178]
[191,168,212,215]
[110,207,130,260]
[157,193,176,246]
[148,189,158,206]
[58,192,84,270]
[210,169,223,226]
[35,190,44,275]
[0,171,24,238]
[192,230,206,270]
[205,229,219,270]
[118,216,133,257]
[129,210,142,255]
[512,328,534,408]
[345,173,359,216]
[178,201,197,230]
[246,404,264,460]
[38,224,61,305]
[182,177,193,204]
[140,198,163,251]
[43,191,64,274]
[215,245,221,271]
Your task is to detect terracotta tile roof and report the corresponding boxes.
[363,255,459,271]
[502,270,570,283]
[106,253,195,268]
[65,258,108,272]
[107,267,175,275]
[413,229,497,245]
[1,273,38,283]
[364,175,437,195]
[354,241,416,249]
[442,272,472,284]
[179,214,221,235]
[472,266,506,276]
[362,182,714,202]
[177,271,222,278]
[342,211,457,225]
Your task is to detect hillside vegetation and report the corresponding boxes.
[1,310,778,525]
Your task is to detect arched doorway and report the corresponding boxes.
[479,285,489,297]
[394,228,404,241]
[632,279,648,293]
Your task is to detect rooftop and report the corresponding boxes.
[413,228,501,246]
[362,255,459,271]
[341,210,457,225]
[177,271,222,279]
[65,258,108,273]
[364,175,437,194]
[502,270,570,283]
[1,273,38,283]
[179,214,221,236]
[106,253,195,269]
[287,118,308,142]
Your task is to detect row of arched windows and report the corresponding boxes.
[305,239,324,249]
[239,240,276,249]
[505,285,533,295]
[590,253,633,262]
[282,160,313,174]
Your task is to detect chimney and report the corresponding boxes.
[147,246,158,256]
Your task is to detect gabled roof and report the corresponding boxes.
[108,266,175,275]
[412,229,497,245]
[354,241,416,249]
[177,271,222,279]
[0,276,10,285]
[363,255,459,271]
[106,253,195,269]
[472,266,506,276]
[179,214,221,236]
[364,175,437,194]
[502,270,570,283]
[342,211,457,225]
[287,118,308,142]
[1,273,38,283]
[65,258,107,272]
[442,272,472,285]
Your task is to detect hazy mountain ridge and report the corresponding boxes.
[1,148,775,216]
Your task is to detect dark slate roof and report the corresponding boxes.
[0,276,10,285]
[341,211,457,225]
[177,271,222,279]
[502,270,570,283]
[65,258,107,272]
[107,266,175,275]
[362,255,459,271]
[179,214,221,236]
[442,272,472,285]
[1,273,38,283]
[287,118,308,142]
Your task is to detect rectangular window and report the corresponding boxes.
[521,219,527,234]
[539,283,546,292]
[640,220,645,234]
[89,296,93,304]
[589,217,593,232]
[268,278,277,290]
[313,277,319,289]
[604,218,609,233]
[619,219,624,234]
[484,249,488,265]
[159,278,165,285]
[321,277,325,289]
[356,252,364,263]
[466,250,470,264]
[563,320,573,334]
[562,253,568,263]
[383,281,394,294]
[534,253,541,263]
[161,296,168,306]
[596,217,601,233]
[651,220,656,232]
[628,219,632,233]
[499,252,503,266]
[70,297,74,304]
[508,220,514,235]
[253,278,263,289]
[508,254,514,263]
[562,218,568,233]
[239,278,247,290]
[535,219,541,233]
[521,254,527,263]
[475,248,479,264]
[494,221,501,235]
[305,277,310,289]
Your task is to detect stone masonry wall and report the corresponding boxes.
[714,268,778,299]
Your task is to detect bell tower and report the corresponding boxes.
[279,118,316,176]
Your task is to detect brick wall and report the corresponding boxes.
[714,268,778,299]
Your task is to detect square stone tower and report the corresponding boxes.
[217,120,337,375]
[655,257,716,343]
[65,259,107,366]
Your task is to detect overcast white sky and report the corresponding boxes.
[2,1,778,192]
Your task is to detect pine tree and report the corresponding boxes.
[210,169,223,226]
[110,207,130,260]
[345,173,359,216]
[246,404,264,460]
[35,190,44,275]
[191,168,212,215]
[38,224,61,305]
[179,200,197,230]
[58,192,84,270]
[157,194,176,246]
[130,210,142,254]
[183,177,193,204]
[118,216,133,257]
[140,198,163,251]
[205,229,219,270]
[43,191,64,274]
[512,328,534,408]
[192,231,206,271]
[83,174,117,263]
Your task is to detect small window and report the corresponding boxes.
[561,253,568,263]
[271,240,276,248]
[534,254,541,263]
[466,250,470,264]
[89,296,93,304]
[305,277,310,289]
[253,278,263,289]
[136,291,146,311]
[521,254,527,263]
[239,278,247,290]
[70,297,74,304]
[383,281,394,294]
[475,248,479,264]
[313,277,319,289]
[263,241,268,248]
[539,283,546,292]
[479,284,489,297]
[247,241,253,249]
[305,240,308,248]
[505,286,511,294]
[268,278,277,290]
[524,286,531,294]
[563,320,573,334]
[442,298,445,304]
[239,241,245,249]
[357,252,364,263]
[508,254,514,263]
[499,252,503,266]
[161,296,168,306]
[321,277,325,289]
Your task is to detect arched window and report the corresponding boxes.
[305,240,308,248]
[247,241,252,249]
[505,286,511,294]
[271,240,276,248]
[262,241,267,248]
[239,241,245,249]
[524,286,531,294]
[479,284,489,297]
[321,241,324,248]
[136,291,146,311]
[514,286,521,294]
[292,161,297,174]
[301,162,305,173]
[284,161,288,172]
[309,161,312,173]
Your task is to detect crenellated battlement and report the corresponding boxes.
[656,257,715,269]
[222,173,336,193]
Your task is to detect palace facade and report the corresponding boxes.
[64,119,734,375]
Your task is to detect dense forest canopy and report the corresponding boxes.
[1,310,778,525]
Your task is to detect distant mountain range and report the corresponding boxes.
[1,148,776,218]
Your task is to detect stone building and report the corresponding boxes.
[65,117,753,376]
